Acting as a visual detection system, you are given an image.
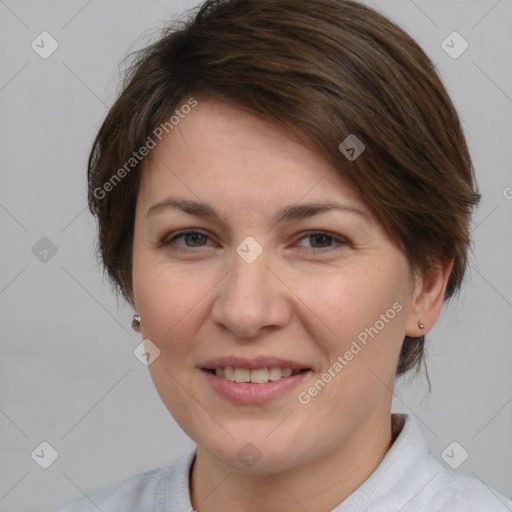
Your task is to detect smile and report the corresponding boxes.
[201,368,312,404]
[206,367,307,384]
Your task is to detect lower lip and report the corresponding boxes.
[201,369,311,404]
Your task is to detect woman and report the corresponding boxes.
[58,0,511,510]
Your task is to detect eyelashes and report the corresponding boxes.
[164,230,210,249]
[160,229,349,253]
[295,232,346,250]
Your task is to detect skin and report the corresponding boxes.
[131,99,451,512]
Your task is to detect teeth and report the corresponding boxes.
[214,367,301,383]
[251,368,268,383]
[234,368,250,383]
[268,367,282,381]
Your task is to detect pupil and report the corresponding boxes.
[186,233,204,246]
[312,234,330,248]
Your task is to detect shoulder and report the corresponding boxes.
[374,451,512,511]
[55,450,196,512]
[420,468,512,512]
[365,414,512,512]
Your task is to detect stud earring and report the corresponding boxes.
[132,314,141,332]
[418,321,425,330]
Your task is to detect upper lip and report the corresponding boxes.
[200,356,311,371]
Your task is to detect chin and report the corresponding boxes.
[196,430,310,475]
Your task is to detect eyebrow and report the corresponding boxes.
[146,197,368,223]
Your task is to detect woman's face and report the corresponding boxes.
[132,99,424,473]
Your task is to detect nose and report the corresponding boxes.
[210,246,292,339]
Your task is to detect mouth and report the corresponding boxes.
[201,366,312,404]
[202,367,311,384]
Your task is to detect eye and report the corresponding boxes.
[295,231,347,251]
[159,229,348,253]
[161,230,212,249]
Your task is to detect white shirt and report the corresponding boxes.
[57,413,512,511]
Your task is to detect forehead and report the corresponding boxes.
[139,99,367,214]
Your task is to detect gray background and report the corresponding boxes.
[0,0,511,510]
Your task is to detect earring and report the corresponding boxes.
[418,321,425,330]
[132,314,141,332]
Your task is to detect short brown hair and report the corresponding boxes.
[87,0,480,377]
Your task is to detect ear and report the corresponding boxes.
[405,259,454,337]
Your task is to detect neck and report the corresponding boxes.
[190,411,394,512]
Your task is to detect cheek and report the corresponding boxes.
[307,266,405,338]
[133,260,207,346]
[298,262,408,382]
[132,261,212,431]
